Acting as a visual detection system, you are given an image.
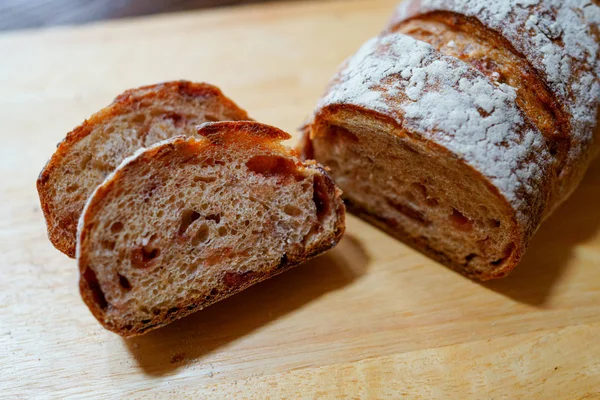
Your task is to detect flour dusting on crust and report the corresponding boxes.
[392,0,600,178]
[317,33,551,222]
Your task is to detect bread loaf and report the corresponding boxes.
[37,81,250,258]
[302,0,599,280]
[78,122,345,336]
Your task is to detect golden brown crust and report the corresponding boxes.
[198,120,291,142]
[78,123,345,337]
[37,81,250,257]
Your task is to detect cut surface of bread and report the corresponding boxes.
[38,81,250,257]
[77,122,345,337]
[309,110,521,280]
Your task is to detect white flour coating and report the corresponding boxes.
[317,33,551,221]
[393,0,600,161]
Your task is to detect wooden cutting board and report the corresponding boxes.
[1,0,599,397]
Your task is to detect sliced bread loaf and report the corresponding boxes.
[77,121,345,336]
[302,0,599,280]
[38,81,250,257]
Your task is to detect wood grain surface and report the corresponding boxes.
[1,0,599,398]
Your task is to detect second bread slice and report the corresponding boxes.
[77,121,345,337]
[37,81,250,257]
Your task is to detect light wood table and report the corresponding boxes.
[0,0,290,31]
[1,0,599,398]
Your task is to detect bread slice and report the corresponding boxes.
[77,122,345,337]
[37,81,250,258]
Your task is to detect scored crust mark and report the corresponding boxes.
[391,11,570,174]
[77,122,345,336]
[390,0,600,100]
[390,0,600,213]
[37,81,251,258]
